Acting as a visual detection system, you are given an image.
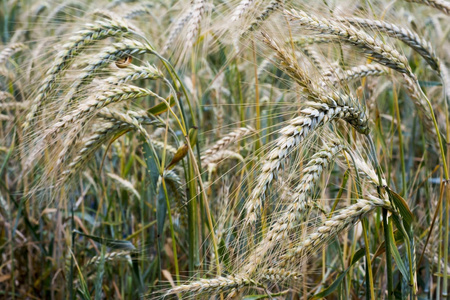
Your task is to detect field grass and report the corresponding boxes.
[0,0,449,299]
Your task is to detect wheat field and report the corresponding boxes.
[1,0,450,299]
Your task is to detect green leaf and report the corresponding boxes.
[387,188,413,227]
[188,126,198,145]
[387,218,409,281]
[243,295,271,300]
[418,80,442,87]
[147,95,176,116]
[73,230,136,250]
[310,248,365,299]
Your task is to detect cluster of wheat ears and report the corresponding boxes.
[1,0,450,299]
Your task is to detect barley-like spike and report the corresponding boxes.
[0,101,30,110]
[67,39,155,103]
[291,36,337,47]
[123,6,151,19]
[107,173,141,200]
[61,111,158,182]
[301,46,325,72]
[404,0,450,15]
[340,17,441,73]
[202,150,244,168]
[61,122,131,181]
[87,250,131,266]
[264,268,302,282]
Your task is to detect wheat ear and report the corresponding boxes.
[340,17,440,73]
[277,196,392,269]
[60,122,131,181]
[165,275,259,296]
[0,43,25,64]
[243,142,344,274]
[23,19,132,130]
[66,39,155,104]
[231,0,256,22]
[245,99,369,223]
[201,126,252,160]
[87,250,131,266]
[162,9,193,54]
[48,84,159,137]
[106,63,163,85]
[185,0,207,48]
[324,64,389,86]
[286,9,413,78]
[242,0,282,38]
[404,0,450,14]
